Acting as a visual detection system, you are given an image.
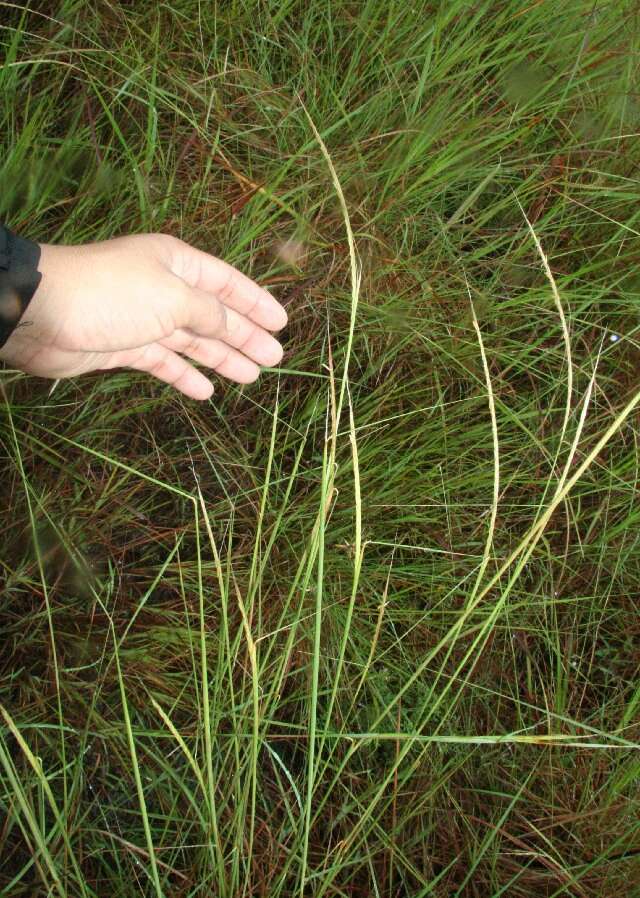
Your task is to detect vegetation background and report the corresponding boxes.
[2,1,640,895]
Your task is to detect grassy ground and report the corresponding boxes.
[2,1,640,895]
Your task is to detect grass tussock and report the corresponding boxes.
[2,1,640,896]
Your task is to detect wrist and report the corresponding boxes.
[0,228,43,351]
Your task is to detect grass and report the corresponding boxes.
[2,0,640,895]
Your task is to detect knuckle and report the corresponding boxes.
[184,333,201,354]
[148,233,186,274]
[246,293,261,318]
[148,357,166,377]
[237,329,253,352]
[213,300,227,334]
[218,269,236,303]
[214,345,231,370]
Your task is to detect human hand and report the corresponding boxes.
[0,233,287,399]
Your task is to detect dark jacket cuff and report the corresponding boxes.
[0,225,42,349]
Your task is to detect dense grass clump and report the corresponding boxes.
[2,1,640,895]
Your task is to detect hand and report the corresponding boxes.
[0,233,287,400]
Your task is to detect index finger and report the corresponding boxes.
[183,245,288,331]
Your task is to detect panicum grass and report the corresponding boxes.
[2,1,640,895]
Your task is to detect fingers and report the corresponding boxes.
[174,285,284,367]
[160,329,263,384]
[174,284,229,340]
[176,244,288,331]
[123,343,214,400]
[215,305,284,366]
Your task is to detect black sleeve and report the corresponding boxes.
[0,224,42,349]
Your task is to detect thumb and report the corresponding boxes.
[171,277,228,339]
